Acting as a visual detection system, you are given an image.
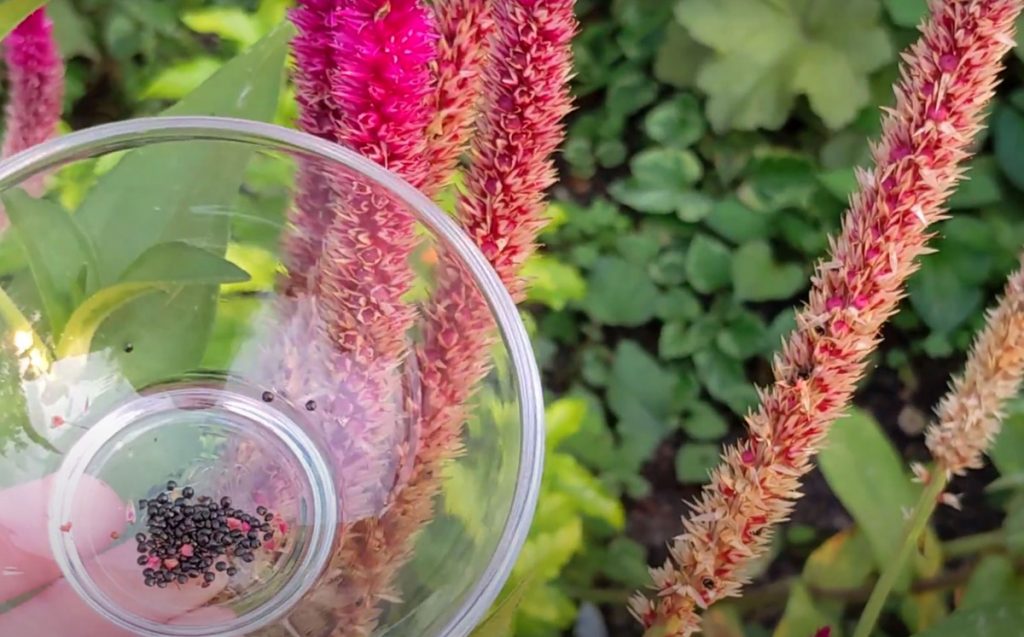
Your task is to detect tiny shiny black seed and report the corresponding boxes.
[137,555,149,566]
[215,562,227,572]
[166,481,177,491]
[264,513,274,522]
[226,567,238,576]
[157,581,168,588]
[241,553,255,563]
[183,487,194,498]
[135,533,147,543]
[261,391,274,402]
[177,574,188,585]
[124,343,134,353]
[264,532,274,541]
[256,506,267,516]
[204,572,216,583]
[305,399,316,411]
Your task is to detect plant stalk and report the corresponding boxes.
[852,471,949,637]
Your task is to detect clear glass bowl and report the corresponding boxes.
[0,116,543,636]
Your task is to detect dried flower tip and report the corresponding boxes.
[939,492,963,511]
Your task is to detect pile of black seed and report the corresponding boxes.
[135,481,278,589]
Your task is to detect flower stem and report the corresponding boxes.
[853,472,949,637]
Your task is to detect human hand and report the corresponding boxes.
[0,475,233,636]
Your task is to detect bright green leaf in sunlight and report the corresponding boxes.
[470,576,531,637]
[142,58,222,100]
[654,22,712,89]
[0,0,46,40]
[802,529,875,590]
[676,0,892,131]
[732,241,805,302]
[609,147,703,214]
[182,7,261,47]
[819,409,938,591]
[582,256,658,326]
[547,454,625,529]
[545,397,587,451]
[522,254,586,311]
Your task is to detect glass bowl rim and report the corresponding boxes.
[0,115,545,637]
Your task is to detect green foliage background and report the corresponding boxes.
[13,0,1024,635]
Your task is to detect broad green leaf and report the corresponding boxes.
[545,397,588,451]
[683,401,729,441]
[914,603,1024,637]
[651,251,689,286]
[547,454,625,529]
[2,190,99,336]
[802,529,874,590]
[655,288,703,322]
[909,249,984,335]
[884,0,928,27]
[57,242,249,358]
[78,26,290,386]
[514,517,583,582]
[660,318,717,360]
[773,582,839,637]
[678,0,892,131]
[48,0,99,60]
[0,0,46,40]
[583,257,658,326]
[704,197,773,244]
[675,442,721,483]
[949,157,1003,209]
[818,409,924,590]
[609,148,704,214]
[995,102,1024,192]
[609,341,679,468]
[685,233,732,293]
[960,555,1019,611]
[601,537,650,588]
[653,22,711,88]
[717,309,768,359]
[991,411,1024,476]
[701,606,746,637]
[732,241,805,301]
[644,94,706,148]
[141,57,222,100]
[739,155,819,213]
[694,347,758,415]
[606,68,659,117]
[522,254,586,311]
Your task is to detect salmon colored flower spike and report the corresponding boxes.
[633,1,1022,635]
[424,0,494,193]
[0,7,63,225]
[927,254,1024,475]
[315,0,438,357]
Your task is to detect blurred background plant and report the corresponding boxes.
[7,0,1024,635]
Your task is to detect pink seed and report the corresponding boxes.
[179,544,194,557]
[163,558,179,570]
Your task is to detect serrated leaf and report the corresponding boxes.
[644,94,706,148]
[547,454,625,529]
[678,0,892,131]
[654,22,711,88]
[610,148,704,214]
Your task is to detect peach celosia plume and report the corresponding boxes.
[926,254,1024,475]
[631,2,1023,635]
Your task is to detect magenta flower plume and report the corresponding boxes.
[423,0,494,193]
[1,8,63,209]
[630,2,1022,635]
[312,1,577,634]
[314,0,438,358]
[283,0,347,291]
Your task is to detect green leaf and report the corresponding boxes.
[773,582,839,637]
[644,94,706,148]
[694,347,758,416]
[57,242,249,359]
[2,190,99,336]
[991,411,1024,476]
[739,155,819,213]
[0,0,47,40]
[675,442,721,483]
[914,603,1024,637]
[141,57,222,100]
[995,102,1024,192]
[732,241,805,301]
[77,26,290,386]
[717,309,768,359]
[609,148,704,214]
[583,257,658,326]
[803,529,875,590]
[908,250,984,335]
[683,401,729,441]
[884,0,928,28]
[655,288,703,322]
[678,0,892,131]
[609,341,679,468]
[659,317,717,360]
[653,22,712,88]
[959,555,1020,611]
[471,576,531,637]
[182,7,261,46]
[685,233,732,293]
[818,408,921,590]
[704,197,773,244]
[48,0,100,61]
[949,157,1003,209]
[606,68,659,117]
[601,537,650,588]
[545,397,588,451]
[522,254,586,311]
[547,454,625,529]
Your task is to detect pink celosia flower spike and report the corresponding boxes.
[314,0,438,358]
[927,253,1024,475]
[1,8,63,215]
[630,2,1022,635]
[301,1,576,634]
[423,0,494,193]
[283,0,347,292]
